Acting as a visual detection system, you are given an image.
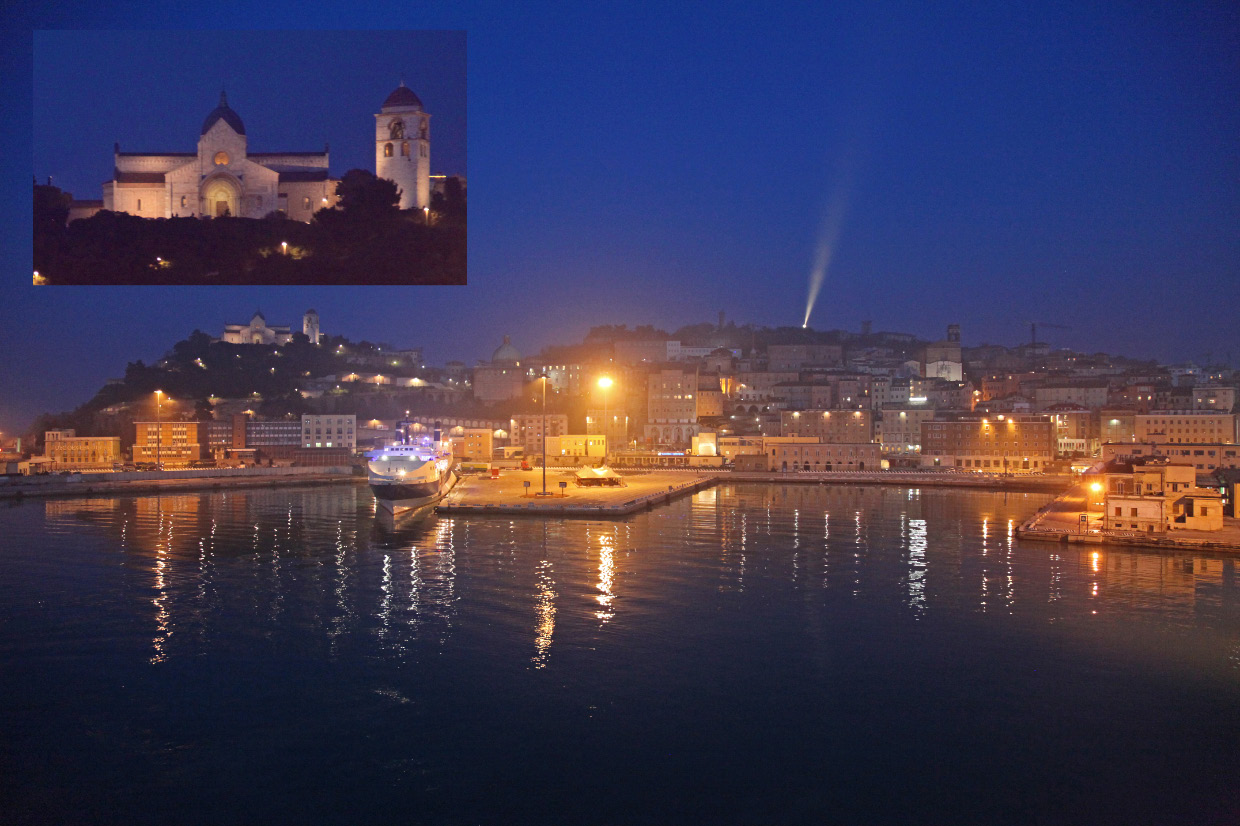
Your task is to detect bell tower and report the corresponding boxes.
[375,81,430,210]
[303,309,321,346]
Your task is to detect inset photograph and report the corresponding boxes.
[33,30,466,285]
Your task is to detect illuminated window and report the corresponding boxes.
[303,197,311,209]
[384,143,394,157]
[401,141,409,157]
[214,151,229,165]
[180,195,187,208]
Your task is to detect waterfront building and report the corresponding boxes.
[207,415,307,464]
[545,434,606,464]
[691,431,717,456]
[511,413,569,457]
[780,409,875,443]
[919,414,1055,473]
[717,435,764,463]
[42,430,121,471]
[1101,442,1240,472]
[454,428,494,462]
[876,404,936,456]
[1099,460,1223,533]
[301,415,356,450]
[133,421,207,466]
[764,438,882,472]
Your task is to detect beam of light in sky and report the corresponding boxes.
[803,172,852,329]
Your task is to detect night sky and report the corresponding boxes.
[2,1,1238,432]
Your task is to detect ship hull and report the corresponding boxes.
[369,467,456,512]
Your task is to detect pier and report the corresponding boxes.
[436,468,1074,518]
[0,466,361,500]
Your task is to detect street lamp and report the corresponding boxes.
[281,241,288,256]
[540,375,550,495]
[597,375,613,465]
[154,390,164,469]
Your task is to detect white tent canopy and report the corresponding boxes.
[574,465,624,485]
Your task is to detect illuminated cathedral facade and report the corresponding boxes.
[100,84,430,222]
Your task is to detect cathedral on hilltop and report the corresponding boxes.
[98,83,431,222]
[220,310,322,346]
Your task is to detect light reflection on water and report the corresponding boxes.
[18,484,1240,668]
[4,482,1240,823]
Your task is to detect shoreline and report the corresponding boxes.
[1017,484,1240,554]
[0,467,363,501]
[8,467,1238,555]
[436,469,1071,519]
[0,467,1071,507]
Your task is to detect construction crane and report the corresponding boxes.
[1025,321,1071,347]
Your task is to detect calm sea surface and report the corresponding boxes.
[2,483,1238,825]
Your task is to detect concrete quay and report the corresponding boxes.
[437,469,720,517]
[727,470,1071,493]
[437,468,1074,519]
[1018,483,1240,554]
[0,466,361,501]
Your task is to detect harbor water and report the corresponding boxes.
[2,483,1238,824]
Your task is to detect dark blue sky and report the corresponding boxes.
[2,1,1238,432]
[32,30,467,198]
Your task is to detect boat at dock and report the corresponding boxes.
[367,421,456,513]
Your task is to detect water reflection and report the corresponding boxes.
[150,506,171,664]
[533,542,556,669]
[18,483,1238,669]
[907,518,927,615]
[593,526,616,624]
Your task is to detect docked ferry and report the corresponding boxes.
[367,421,456,513]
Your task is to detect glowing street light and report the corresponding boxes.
[154,390,164,469]
[281,241,288,256]
[598,376,613,464]
[540,375,550,496]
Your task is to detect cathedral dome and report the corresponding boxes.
[201,91,246,136]
[382,82,424,111]
[492,336,521,365]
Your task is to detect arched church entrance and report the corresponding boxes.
[203,175,240,218]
